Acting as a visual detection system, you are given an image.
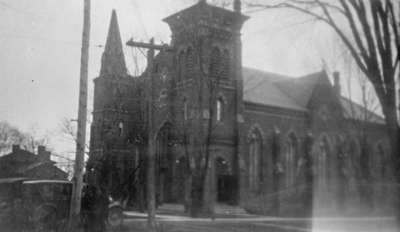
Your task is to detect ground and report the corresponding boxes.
[116,204,399,232]
[121,217,397,232]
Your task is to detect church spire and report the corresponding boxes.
[100,10,127,77]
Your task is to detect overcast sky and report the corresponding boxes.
[0,0,361,158]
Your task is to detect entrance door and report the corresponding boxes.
[215,157,237,204]
[217,175,237,204]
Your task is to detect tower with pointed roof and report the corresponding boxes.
[88,10,141,198]
[100,10,127,77]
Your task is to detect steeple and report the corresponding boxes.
[100,10,127,77]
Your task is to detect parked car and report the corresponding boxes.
[0,178,124,232]
[22,180,72,231]
[0,177,29,231]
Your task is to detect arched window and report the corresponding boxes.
[209,47,221,79]
[374,143,386,180]
[118,121,124,137]
[183,99,188,121]
[222,50,230,79]
[178,51,185,82]
[216,157,229,176]
[249,129,262,191]
[316,135,329,188]
[216,98,224,122]
[285,133,297,188]
[154,123,173,203]
[186,47,194,80]
[348,139,360,176]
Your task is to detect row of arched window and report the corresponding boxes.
[177,47,230,82]
[247,129,389,192]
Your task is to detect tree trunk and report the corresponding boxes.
[382,105,400,219]
[184,173,192,213]
[190,172,204,217]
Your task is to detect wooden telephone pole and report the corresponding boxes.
[69,0,90,228]
[126,38,172,231]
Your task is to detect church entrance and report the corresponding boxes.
[216,157,237,204]
[155,123,174,204]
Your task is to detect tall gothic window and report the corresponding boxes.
[316,136,329,188]
[348,139,360,176]
[216,98,224,122]
[178,51,185,82]
[183,99,188,121]
[249,130,262,191]
[222,50,230,79]
[374,143,386,180]
[118,121,124,137]
[285,133,297,188]
[209,47,221,79]
[186,47,194,80]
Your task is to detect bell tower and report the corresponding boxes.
[162,0,248,126]
[163,1,249,205]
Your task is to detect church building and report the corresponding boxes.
[88,0,390,215]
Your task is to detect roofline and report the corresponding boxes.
[0,177,30,184]
[244,101,308,114]
[23,180,72,184]
[162,1,249,23]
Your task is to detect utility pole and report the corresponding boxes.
[126,38,172,231]
[69,0,90,229]
[146,38,156,231]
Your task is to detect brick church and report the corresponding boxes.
[87,0,390,214]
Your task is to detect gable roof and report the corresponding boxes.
[242,67,384,124]
[243,67,309,112]
[17,161,55,174]
[0,149,38,163]
[274,71,327,108]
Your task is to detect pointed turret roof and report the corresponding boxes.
[100,10,127,77]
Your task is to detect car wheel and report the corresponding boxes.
[32,205,57,232]
[107,206,123,229]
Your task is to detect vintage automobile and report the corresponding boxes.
[0,178,124,232]
[0,177,29,230]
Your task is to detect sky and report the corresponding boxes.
[0,0,366,160]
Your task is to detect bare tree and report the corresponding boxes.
[59,117,91,152]
[177,41,232,218]
[344,63,380,209]
[0,121,49,155]
[248,0,400,216]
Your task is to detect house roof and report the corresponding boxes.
[242,67,384,124]
[17,161,54,174]
[0,149,38,163]
[0,177,30,184]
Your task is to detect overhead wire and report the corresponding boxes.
[0,33,104,49]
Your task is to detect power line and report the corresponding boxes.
[51,152,74,162]
[0,33,103,48]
